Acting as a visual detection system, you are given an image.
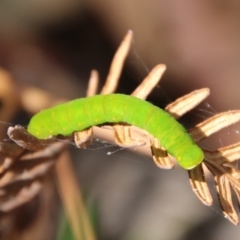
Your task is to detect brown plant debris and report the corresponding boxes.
[1,30,240,234]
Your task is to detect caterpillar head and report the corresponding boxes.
[177,145,204,170]
[27,111,53,139]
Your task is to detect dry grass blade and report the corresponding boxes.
[228,171,240,210]
[188,164,213,205]
[55,151,96,240]
[215,175,238,225]
[101,30,133,94]
[189,110,240,142]
[131,64,166,99]
[165,88,210,119]
[204,154,240,225]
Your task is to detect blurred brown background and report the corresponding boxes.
[0,1,240,239]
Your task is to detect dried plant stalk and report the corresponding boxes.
[55,151,96,240]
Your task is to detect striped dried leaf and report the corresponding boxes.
[215,175,238,225]
[165,88,210,119]
[189,111,240,142]
[150,138,174,169]
[188,163,213,206]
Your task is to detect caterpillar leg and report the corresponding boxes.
[150,138,174,169]
[74,127,93,148]
[113,124,146,147]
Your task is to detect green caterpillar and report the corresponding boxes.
[27,94,204,169]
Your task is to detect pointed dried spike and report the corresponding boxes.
[208,142,240,163]
[203,143,240,165]
[227,170,240,209]
[215,175,239,225]
[86,70,99,97]
[225,171,240,192]
[165,88,210,119]
[189,110,240,142]
[226,170,240,209]
[188,164,213,205]
[131,64,166,100]
[205,160,239,224]
[218,142,240,163]
[101,30,133,94]
[231,183,240,200]
[150,138,174,169]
